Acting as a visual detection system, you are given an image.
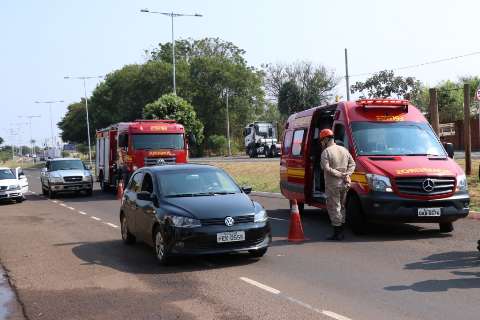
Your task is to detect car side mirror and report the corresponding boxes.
[85,165,91,170]
[242,186,252,194]
[443,142,454,158]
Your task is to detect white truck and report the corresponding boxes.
[243,122,281,158]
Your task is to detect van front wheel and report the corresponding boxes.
[439,222,454,233]
[346,195,368,235]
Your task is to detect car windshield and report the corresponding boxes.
[49,160,85,171]
[351,121,446,157]
[156,169,241,197]
[0,169,15,180]
[132,134,184,150]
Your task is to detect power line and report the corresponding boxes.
[347,50,480,78]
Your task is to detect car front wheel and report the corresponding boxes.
[249,248,267,258]
[121,214,136,245]
[154,227,170,265]
[48,186,56,199]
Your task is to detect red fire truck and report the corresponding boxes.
[96,120,189,191]
[280,99,470,234]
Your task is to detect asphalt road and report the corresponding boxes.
[0,169,479,320]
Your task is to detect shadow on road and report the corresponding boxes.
[384,251,480,292]
[268,208,452,246]
[54,240,260,274]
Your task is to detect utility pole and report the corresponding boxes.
[225,89,231,157]
[464,83,472,175]
[429,88,440,135]
[344,48,350,101]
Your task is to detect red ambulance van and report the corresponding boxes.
[280,99,469,233]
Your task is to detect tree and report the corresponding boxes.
[60,37,264,155]
[350,70,421,100]
[436,80,464,123]
[264,62,337,115]
[143,93,204,143]
[0,137,3,146]
[58,100,88,144]
[278,81,301,115]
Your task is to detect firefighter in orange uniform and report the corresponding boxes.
[320,129,355,240]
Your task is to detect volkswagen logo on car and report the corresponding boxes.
[224,216,235,227]
[422,178,435,192]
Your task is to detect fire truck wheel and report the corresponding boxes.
[439,222,454,233]
[346,195,368,235]
[85,189,93,197]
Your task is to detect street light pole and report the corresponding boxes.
[35,100,64,157]
[19,115,41,157]
[140,9,203,95]
[64,75,103,166]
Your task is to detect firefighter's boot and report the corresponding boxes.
[326,226,344,241]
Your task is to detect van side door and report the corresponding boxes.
[284,128,307,202]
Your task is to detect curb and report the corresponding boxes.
[251,191,285,199]
[468,211,480,220]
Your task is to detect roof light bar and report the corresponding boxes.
[356,99,409,110]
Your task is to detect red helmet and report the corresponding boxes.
[319,129,334,139]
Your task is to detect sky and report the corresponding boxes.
[1,0,479,146]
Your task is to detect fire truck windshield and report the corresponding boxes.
[132,134,184,150]
[351,121,446,157]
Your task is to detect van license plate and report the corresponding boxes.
[217,231,245,243]
[418,208,441,217]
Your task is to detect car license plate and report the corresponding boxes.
[217,231,245,243]
[418,208,441,217]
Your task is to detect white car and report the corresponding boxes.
[0,167,28,203]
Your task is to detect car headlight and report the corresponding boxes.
[50,177,63,184]
[254,209,268,223]
[366,174,393,192]
[8,184,20,191]
[456,174,468,191]
[83,175,93,182]
[169,215,201,228]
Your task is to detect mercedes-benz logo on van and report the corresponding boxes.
[422,178,435,192]
[224,217,235,227]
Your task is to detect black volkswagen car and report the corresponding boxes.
[119,164,271,264]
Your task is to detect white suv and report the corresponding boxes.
[40,158,93,198]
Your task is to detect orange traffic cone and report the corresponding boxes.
[288,199,306,243]
[116,180,124,200]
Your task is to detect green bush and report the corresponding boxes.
[207,135,227,155]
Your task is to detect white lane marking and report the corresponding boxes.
[30,191,36,194]
[52,200,58,203]
[91,216,101,221]
[239,277,281,295]
[269,217,288,221]
[78,211,87,215]
[59,203,67,207]
[67,206,75,211]
[104,222,119,228]
[322,310,352,320]
[240,277,352,320]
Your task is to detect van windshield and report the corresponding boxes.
[351,121,446,157]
